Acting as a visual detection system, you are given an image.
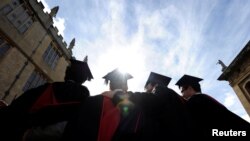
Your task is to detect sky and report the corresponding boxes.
[38,0,250,122]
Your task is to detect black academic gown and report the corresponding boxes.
[129,86,193,140]
[124,92,161,141]
[63,94,145,141]
[0,81,89,141]
[154,86,193,139]
[186,94,250,137]
[63,95,103,141]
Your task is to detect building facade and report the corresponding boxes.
[218,41,250,116]
[0,0,74,104]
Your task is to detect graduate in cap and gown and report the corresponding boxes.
[0,56,93,141]
[176,74,250,137]
[125,72,192,140]
[106,72,192,140]
[144,72,192,139]
[63,68,141,141]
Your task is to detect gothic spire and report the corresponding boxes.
[49,6,59,17]
[68,38,75,56]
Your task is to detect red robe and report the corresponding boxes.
[63,94,143,141]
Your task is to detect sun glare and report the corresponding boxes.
[105,47,145,76]
[94,46,148,92]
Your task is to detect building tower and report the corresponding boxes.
[0,0,74,103]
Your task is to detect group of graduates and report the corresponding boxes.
[0,56,250,141]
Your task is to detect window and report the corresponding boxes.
[7,5,25,23]
[0,36,11,57]
[14,11,29,27]
[9,0,21,8]
[23,70,47,92]
[1,5,12,15]
[1,0,33,33]
[12,0,20,7]
[0,0,20,14]
[51,55,59,69]
[43,43,60,69]
[18,18,33,33]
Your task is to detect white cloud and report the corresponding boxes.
[140,11,168,40]
[223,92,236,108]
[53,17,65,37]
[99,0,127,45]
[72,0,152,94]
[37,0,50,13]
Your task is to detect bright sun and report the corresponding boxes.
[86,46,148,94]
[101,47,145,77]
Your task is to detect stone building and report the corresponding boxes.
[218,40,250,116]
[0,0,75,104]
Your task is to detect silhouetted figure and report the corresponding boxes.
[176,74,250,138]
[0,57,93,141]
[63,68,141,141]
[123,72,192,140]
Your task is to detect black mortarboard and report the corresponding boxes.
[145,72,172,87]
[175,74,203,87]
[103,68,133,85]
[65,56,93,83]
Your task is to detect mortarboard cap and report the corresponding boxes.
[145,72,171,87]
[103,68,133,85]
[175,74,203,87]
[65,56,93,83]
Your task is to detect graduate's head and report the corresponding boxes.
[175,74,203,99]
[144,72,171,93]
[64,56,93,84]
[103,68,133,92]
